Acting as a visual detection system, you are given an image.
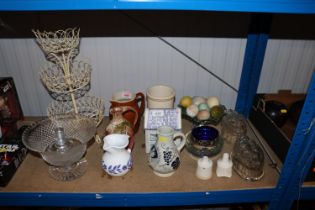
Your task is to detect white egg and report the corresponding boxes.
[193,96,206,106]
[207,96,220,108]
[186,104,199,118]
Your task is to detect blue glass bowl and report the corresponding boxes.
[185,131,223,158]
[191,126,219,146]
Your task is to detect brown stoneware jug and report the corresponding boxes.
[110,90,145,133]
[106,106,138,150]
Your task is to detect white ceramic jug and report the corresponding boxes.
[149,126,186,177]
[102,134,132,176]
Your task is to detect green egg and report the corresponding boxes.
[198,103,210,111]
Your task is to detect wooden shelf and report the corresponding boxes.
[1,118,279,194]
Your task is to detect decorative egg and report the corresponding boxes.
[186,104,199,118]
[207,96,220,108]
[193,96,206,106]
[198,103,210,111]
[197,110,210,121]
[180,96,193,108]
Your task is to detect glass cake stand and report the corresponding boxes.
[22,115,96,181]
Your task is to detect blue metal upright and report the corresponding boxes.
[0,1,314,209]
[235,14,271,117]
[269,71,315,210]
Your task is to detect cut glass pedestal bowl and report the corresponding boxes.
[22,115,96,181]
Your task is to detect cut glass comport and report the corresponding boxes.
[22,116,96,181]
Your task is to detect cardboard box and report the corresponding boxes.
[249,92,315,181]
[0,77,25,186]
[0,126,28,186]
[0,77,24,139]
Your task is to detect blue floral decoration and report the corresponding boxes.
[171,157,180,169]
[102,158,132,175]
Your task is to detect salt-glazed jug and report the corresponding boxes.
[102,134,132,176]
[149,126,186,177]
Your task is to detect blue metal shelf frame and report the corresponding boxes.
[1,0,315,14]
[235,13,272,117]
[301,187,315,200]
[0,1,314,209]
[235,33,268,117]
[269,72,315,210]
[0,189,275,207]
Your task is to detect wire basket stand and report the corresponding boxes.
[33,28,104,126]
[25,28,105,181]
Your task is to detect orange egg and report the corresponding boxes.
[197,110,210,120]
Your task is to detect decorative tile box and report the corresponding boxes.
[144,108,182,153]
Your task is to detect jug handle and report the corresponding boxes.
[127,135,135,151]
[173,132,186,152]
[136,92,145,117]
[121,106,138,127]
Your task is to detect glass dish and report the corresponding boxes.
[221,110,247,144]
[191,125,219,147]
[231,135,264,181]
[185,131,223,158]
[22,116,96,181]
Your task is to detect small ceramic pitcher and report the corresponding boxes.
[106,106,137,149]
[102,134,132,176]
[148,126,186,177]
[110,90,145,133]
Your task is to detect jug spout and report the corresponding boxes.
[103,133,130,151]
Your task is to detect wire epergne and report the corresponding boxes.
[22,28,105,181]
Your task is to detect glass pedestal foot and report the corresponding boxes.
[48,158,88,181]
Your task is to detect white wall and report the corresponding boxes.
[0,37,314,116]
[0,37,245,116]
[258,39,315,93]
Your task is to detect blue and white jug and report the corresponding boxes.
[102,134,132,176]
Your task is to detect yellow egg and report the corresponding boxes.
[197,110,210,120]
[180,96,193,108]
[207,96,220,108]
